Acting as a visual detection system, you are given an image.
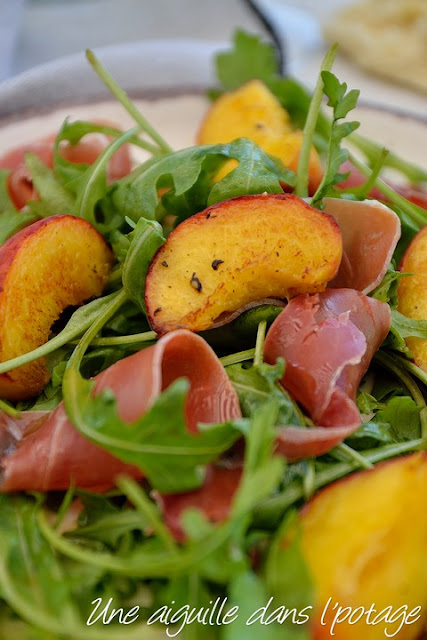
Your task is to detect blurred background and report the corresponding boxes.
[0,0,425,115]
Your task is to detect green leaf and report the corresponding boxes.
[24,153,75,217]
[0,208,39,246]
[72,127,138,232]
[63,371,240,493]
[232,401,285,518]
[311,71,360,207]
[122,218,165,314]
[265,512,313,637]
[0,494,82,636]
[0,169,15,210]
[226,361,301,425]
[391,309,427,339]
[216,30,278,91]
[370,266,403,305]
[373,396,421,442]
[71,493,148,548]
[112,139,290,224]
[223,571,279,640]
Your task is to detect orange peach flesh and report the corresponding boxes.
[0,215,113,400]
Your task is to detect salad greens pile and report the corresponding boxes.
[0,30,426,639]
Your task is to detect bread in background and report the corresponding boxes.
[324,0,427,93]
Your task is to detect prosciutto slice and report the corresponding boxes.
[0,129,132,209]
[264,289,391,461]
[323,197,401,294]
[0,330,241,492]
[157,466,242,542]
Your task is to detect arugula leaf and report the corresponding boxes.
[71,493,148,548]
[232,401,285,520]
[0,208,39,246]
[264,512,313,638]
[215,30,278,90]
[0,169,14,210]
[0,494,82,636]
[226,360,301,425]
[391,309,427,339]
[370,266,403,305]
[24,153,75,217]
[311,71,360,207]
[122,218,165,314]
[63,371,240,493]
[112,138,291,224]
[373,396,421,442]
[346,421,394,449]
[72,128,139,233]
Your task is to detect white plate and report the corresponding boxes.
[0,39,426,174]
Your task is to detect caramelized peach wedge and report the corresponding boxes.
[397,226,427,372]
[0,215,113,400]
[197,79,323,192]
[145,194,342,334]
[298,453,427,640]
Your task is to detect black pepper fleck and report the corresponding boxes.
[153,307,162,315]
[190,273,202,292]
[161,261,168,267]
[206,212,211,219]
[211,259,224,271]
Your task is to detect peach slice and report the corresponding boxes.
[197,79,292,145]
[298,453,427,640]
[145,194,342,334]
[397,226,427,372]
[197,79,323,192]
[0,215,113,400]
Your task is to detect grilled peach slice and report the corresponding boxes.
[197,79,323,192]
[397,226,427,372]
[299,453,427,640]
[197,79,292,144]
[145,194,342,334]
[0,215,113,400]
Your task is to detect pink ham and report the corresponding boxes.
[323,197,401,294]
[338,160,427,210]
[157,466,242,542]
[264,289,391,461]
[0,330,241,492]
[0,129,132,210]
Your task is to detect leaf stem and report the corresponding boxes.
[335,442,374,470]
[294,44,337,197]
[72,330,157,347]
[115,475,177,554]
[66,289,128,374]
[254,320,267,367]
[349,130,427,184]
[86,50,173,154]
[255,438,423,527]
[220,348,255,367]
[348,152,427,229]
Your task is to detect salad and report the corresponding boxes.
[0,31,426,640]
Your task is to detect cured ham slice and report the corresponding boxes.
[265,289,391,461]
[0,129,132,209]
[323,197,401,294]
[157,466,242,542]
[0,330,241,492]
